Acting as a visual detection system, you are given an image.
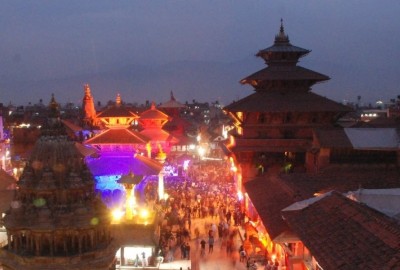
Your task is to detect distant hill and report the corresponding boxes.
[0,57,396,107]
[0,58,262,107]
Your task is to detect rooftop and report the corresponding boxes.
[282,191,400,269]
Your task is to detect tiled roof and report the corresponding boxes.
[158,91,186,109]
[140,105,169,120]
[97,105,139,118]
[74,142,98,157]
[282,191,400,270]
[257,44,310,54]
[158,99,186,109]
[244,174,296,240]
[314,128,353,148]
[61,119,83,132]
[140,128,179,143]
[163,116,192,128]
[280,165,400,199]
[241,65,329,84]
[224,91,352,113]
[84,128,149,145]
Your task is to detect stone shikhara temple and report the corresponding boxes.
[0,104,116,270]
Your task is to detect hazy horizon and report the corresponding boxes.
[1,1,399,107]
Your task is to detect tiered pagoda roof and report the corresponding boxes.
[140,128,179,143]
[241,65,329,85]
[225,91,350,113]
[139,102,169,128]
[159,92,193,140]
[85,128,149,145]
[225,20,350,114]
[97,94,139,128]
[85,94,149,147]
[139,102,178,144]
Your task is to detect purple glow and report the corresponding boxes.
[85,150,190,207]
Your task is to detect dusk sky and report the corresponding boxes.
[0,1,399,107]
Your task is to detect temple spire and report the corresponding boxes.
[82,84,97,125]
[170,91,176,101]
[48,93,60,118]
[116,93,122,106]
[275,18,290,44]
[84,84,91,96]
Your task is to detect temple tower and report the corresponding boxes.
[82,84,97,126]
[224,20,351,181]
[0,107,116,270]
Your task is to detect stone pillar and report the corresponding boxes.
[90,230,95,249]
[78,236,83,254]
[35,236,40,256]
[30,234,34,253]
[50,234,54,256]
[121,246,125,266]
[18,234,22,252]
[54,235,58,254]
[7,234,11,251]
[64,237,68,255]
[13,235,18,253]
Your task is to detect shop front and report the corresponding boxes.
[115,246,155,268]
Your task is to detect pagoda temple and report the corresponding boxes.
[83,95,162,206]
[138,102,178,161]
[0,97,115,270]
[224,20,351,182]
[158,92,197,155]
[158,91,186,119]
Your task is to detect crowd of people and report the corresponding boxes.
[141,160,249,266]
[132,159,282,270]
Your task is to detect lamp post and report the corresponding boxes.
[158,170,164,202]
[117,172,143,221]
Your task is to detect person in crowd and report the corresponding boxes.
[200,239,206,257]
[208,235,214,254]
